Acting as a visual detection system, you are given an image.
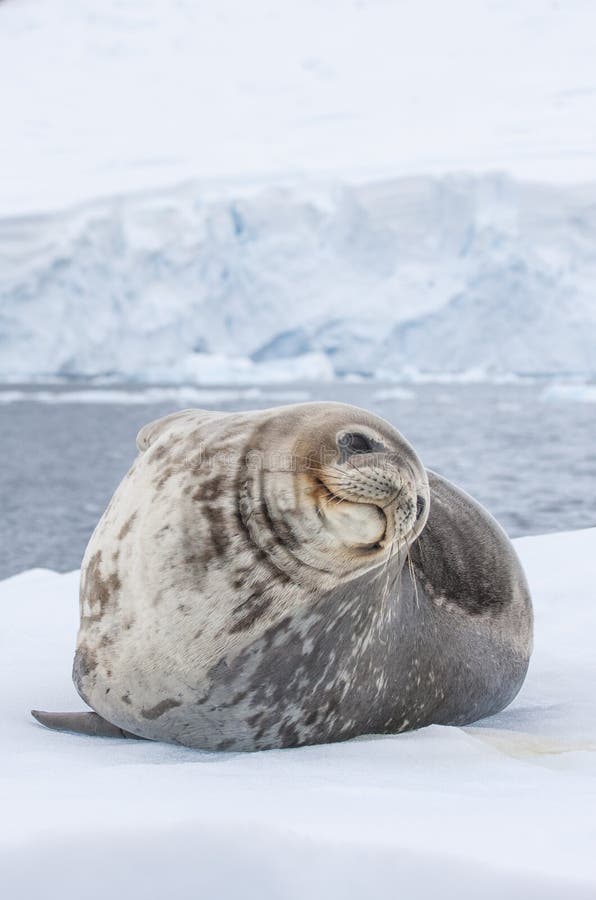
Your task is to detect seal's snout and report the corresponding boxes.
[320,459,401,505]
[323,428,410,507]
[333,429,401,503]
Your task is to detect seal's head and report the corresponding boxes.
[143,402,430,590]
[136,403,428,588]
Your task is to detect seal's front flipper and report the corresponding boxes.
[31,710,145,740]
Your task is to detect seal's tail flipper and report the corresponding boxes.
[31,710,145,740]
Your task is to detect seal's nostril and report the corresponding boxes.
[416,495,426,519]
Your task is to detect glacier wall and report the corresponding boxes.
[2,173,596,382]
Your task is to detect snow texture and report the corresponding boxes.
[2,528,595,899]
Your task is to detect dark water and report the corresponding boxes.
[1,382,595,579]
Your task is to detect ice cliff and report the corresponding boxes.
[2,174,596,382]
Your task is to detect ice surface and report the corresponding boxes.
[1,529,595,898]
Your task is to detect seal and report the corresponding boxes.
[32,402,533,751]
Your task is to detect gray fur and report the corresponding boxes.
[32,402,532,751]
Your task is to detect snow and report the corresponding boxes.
[2,528,595,898]
[3,174,596,382]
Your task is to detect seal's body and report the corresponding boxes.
[34,403,532,751]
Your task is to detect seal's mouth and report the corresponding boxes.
[314,469,415,552]
[314,477,388,550]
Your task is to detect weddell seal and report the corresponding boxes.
[32,402,533,751]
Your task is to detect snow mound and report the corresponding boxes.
[2,174,596,382]
[1,528,595,898]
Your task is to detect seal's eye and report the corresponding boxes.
[338,432,375,454]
